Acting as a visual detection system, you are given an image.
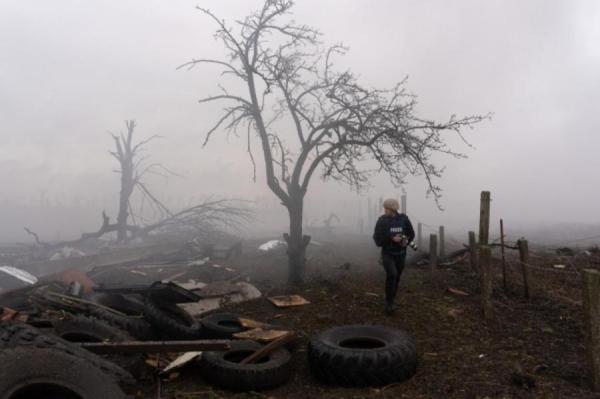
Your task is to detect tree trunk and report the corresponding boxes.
[284,195,311,285]
[116,164,134,243]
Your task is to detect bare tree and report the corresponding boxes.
[182,0,488,284]
[109,120,170,242]
[20,122,252,252]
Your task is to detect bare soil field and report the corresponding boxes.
[132,235,598,399]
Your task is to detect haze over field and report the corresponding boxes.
[1,0,599,242]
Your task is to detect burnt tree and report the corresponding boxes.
[183,0,487,284]
[109,120,168,242]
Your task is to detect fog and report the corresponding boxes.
[1,0,599,243]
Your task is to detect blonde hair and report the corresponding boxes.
[383,198,400,211]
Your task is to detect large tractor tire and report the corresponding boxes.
[0,321,134,386]
[308,324,417,387]
[0,346,128,399]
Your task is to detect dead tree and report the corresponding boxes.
[183,0,488,284]
[109,120,169,242]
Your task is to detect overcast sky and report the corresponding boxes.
[1,0,599,241]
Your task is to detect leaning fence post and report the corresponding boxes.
[429,234,438,277]
[518,239,531,299]
[417,223,422,251]
[500,219,507,290]
[582,269,600,391]
[468,231,478,272]
[479,191,491,245]
[480,245,493,320]
[439,226,445,258]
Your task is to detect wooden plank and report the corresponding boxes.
[80,340,230,354]
[240,332,295,365]
[268,295,310,307]
[233,328,291,342]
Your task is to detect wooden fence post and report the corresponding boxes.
[468,231,478,272]
[480,246,493,320]
[500,219,507,290]
[479,191,491,245]
[417,223,422,251]
[582,269,600,391]
[439,226,445,257]
[518,239,531,299]
[429,234,438,277]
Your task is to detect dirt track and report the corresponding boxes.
[145,235,597,399]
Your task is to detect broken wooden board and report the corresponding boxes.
[447,287,470,296]
[233,328,290,342]
[160,351,203,374]
[268,295,310,307]
[240,332,295,364]
[239,318,272,329]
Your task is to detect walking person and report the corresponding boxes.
[373,198,415,315]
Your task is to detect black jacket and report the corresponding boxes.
[373,212,415,255]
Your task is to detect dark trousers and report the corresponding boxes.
[382,252,406,305]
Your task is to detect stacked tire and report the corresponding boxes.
[201,312,246,338]
[143,296,202,339]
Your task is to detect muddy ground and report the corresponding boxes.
[127,234,598,399]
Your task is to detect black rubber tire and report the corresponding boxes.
[201,312,245,338]
[91,293,145,316]
[307,324,417,387]
[53,314,134,342]
[0,321,134,386]
[0,346,127,399]
[52,314,145,377]
[89,307,155,340]
[200,340,293,391]
[143,297,201,340]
